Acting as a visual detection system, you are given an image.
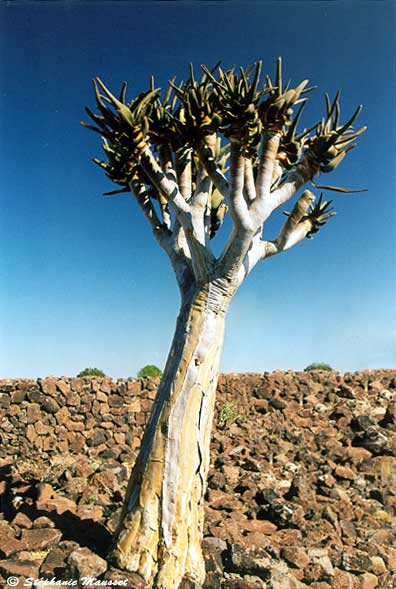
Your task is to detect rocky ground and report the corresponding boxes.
[0,370,395,588]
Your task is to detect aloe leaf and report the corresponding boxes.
[337,104,363,135]
[275,57,282,95]
[103,186,130,196]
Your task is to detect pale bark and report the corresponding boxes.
[110,281,233,588]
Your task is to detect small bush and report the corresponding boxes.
[304,362,333,372]
[218,401,240,428]
[77,367,106,377]
[137,365,163,378]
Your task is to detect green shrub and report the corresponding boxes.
[304,362,333,372]
[137,365,163,378]
[218,401,240,428]
[77,367,106,377]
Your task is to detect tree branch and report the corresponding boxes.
[256,132,281,198]
[139,146,191,220]
[129,179,193,293]
[266,157,315,215]
[243,158,256,204]
[175,148,192,202]
[198,135,230,199]
[228,142,252,230]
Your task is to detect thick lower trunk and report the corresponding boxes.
[109,282,231,588]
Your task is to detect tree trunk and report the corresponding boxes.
[109,280,233,588]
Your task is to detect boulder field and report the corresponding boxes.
[0,370,395,588]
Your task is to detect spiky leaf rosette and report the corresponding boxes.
[201,61,265,156]
[303,193,336,238]
[258,57,315,132]
[276,102,315,170]
[169,65,223,145]
[306,92,366,174]
[82,78,159,190]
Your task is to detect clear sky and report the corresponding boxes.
[1,1,395,378]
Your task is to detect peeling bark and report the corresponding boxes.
[109,282,233,588]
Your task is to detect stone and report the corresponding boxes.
[240,519,278,534]
[335,465,355,480]
[43,437,57,452]
[27,403,41,423]
[127,380,142,394]
[369,556,386,575]
[342,550,372,574]
[0,535,28,557]
[11,389,26,403]
[281,545,309,569]
[26,423,37,442]
[40,541,80,577]
[41,396,60,414]
[270,562,306,588]
[55,406,70,425]
[11,512,32,529]
[230,542,272,576]
[68,546,107,579]
[360,573,378,589]
[0,559,40,579]
[308,549,334,578]
[56,379,71,395]
[32,516,56,528]
[21,528,62,550]
[103,568,147,588]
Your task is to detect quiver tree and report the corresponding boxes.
[83,58,365,589]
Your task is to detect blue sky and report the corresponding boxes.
[1,1,395,378]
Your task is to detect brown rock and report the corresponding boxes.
[68,431,85,452]
[55,406,70,425]
[332,568,358,589]
[127,380,142,394]
[282,545,309,569]
[307,549,334,579]
[26,423,37,442]
[385,546,396,572]
[32,516,56,528]
[230,542,272,576]
[0,559,40,579]
[56,379,71,395]
[128,398,141,412]
[240,519,277,534]
[43,437,57,452]
[35,420,52,435]
[368,556,386,575]
[335,465,355,480]
[342,550,372,573]
[11,389,26,403]
[40,377,58,395]
[360,573,378,589]
[67,420,85,432]
[91,470,119,493]
[11,512,32,529]
[27,403,41,423]
[37,483,56,502]
[63,389,80,406]
[222,465,241,486]
[76,505,103,521]
[41,396,60,413]
[270,562,306,588]
[344,446,372,464]
[68,546,107,579]
[0,535,28,557]
[21,528,62,550]
[40,540,79,577]
[37,494,77,515]
[104,568,147,588]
